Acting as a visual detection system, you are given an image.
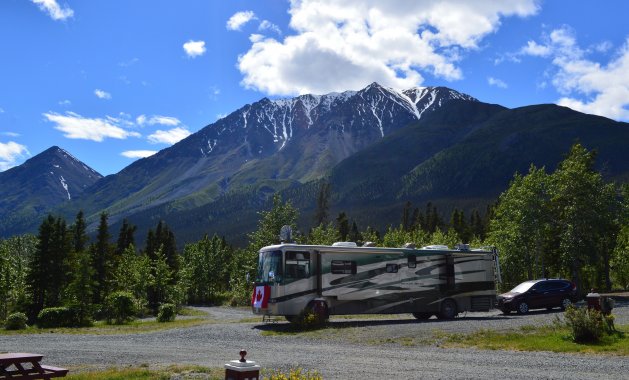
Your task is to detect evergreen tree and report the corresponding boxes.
[91,213,113,305]
[314,182,331,226]
[72,211,88,253]
[64,247,95,326]
[115,219,136,258]
[26,215,70,320]
[348,221,361,243]
[401,201,412,231]
[336,212,349,241]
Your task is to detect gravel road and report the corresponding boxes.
[2,303,628,379]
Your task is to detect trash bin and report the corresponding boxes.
[601,296,615,315]
[586,291,601,311]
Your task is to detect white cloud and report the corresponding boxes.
[121,150,157,159]
[0,141,30,171]
[118,58,139,67]
[237,0,539,95]
[32,0,73,21]
[136,115,181,127]
[136,114,146,126]
[1,132,20,137]
[43,111,141,142]
[183,40,206,58]
[148,127,192,145]
[259,20,282,35]
[227,11,257,31]
[58,99,71,106]
[523,27,629,120]
[520,40,551,57]
[94,89,112,99]
[488,77,508,88]
[0,107,4,113]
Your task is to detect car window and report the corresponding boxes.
[510,281,536,293]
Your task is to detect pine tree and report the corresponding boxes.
[72,211,88,253]
[336,212,349,241]
[115,219,136,258]
[26,215,70,320]
[91,213,113,305]
[401,201,412,231]
[314,182,331,226]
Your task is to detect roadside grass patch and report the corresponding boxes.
[0,317,210,336]
[432,324,628,355]
[65,365,221,379]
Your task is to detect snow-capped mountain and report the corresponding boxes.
[0,146,102,236]
[2,82,629,246]
[196,82,476,158]
[67,82,477,225]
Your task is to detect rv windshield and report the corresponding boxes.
[257,250,283,284]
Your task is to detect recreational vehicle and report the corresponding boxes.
[251,242,500,321]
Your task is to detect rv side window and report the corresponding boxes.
[408,255,417,269]
[285,251,310,283]
[331,260,357,275]
[386,263,398,273]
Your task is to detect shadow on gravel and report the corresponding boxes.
[252,315,510,332]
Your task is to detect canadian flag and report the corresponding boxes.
[252,285,270,309]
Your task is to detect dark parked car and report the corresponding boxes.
[497,279,578,314]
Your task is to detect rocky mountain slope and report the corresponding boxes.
[0,146,102,236]
[2,83,629,246]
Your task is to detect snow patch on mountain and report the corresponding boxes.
[59,175,71,200]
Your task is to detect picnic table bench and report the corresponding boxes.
[0,353,68,379]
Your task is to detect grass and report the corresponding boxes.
[432,324,629,355]
[65,365,222,380]
[0,317,211,336]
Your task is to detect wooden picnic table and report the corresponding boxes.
[0,353,68,379]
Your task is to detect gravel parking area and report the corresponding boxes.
[2,302,628,379]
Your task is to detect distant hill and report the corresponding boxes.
[0,146,102,237]
[2,83,629,247]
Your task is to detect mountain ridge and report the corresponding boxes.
[2,83,629,246]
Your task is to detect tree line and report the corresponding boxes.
[1,143,628,325]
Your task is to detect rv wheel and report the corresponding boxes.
[438,299,457,320]
[308,300,329,323]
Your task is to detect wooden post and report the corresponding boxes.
[224,350,260,380]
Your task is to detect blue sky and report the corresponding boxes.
[1,0,628,175]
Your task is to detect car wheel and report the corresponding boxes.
[412,312,432,320]
[438,299,457,320]
[560,298,572,310]
[516,301,529,314]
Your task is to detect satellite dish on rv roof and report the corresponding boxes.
[280,225,293,243]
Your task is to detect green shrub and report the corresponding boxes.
[37,307,73,328]
[104,291,137,325]
[5,312,28,330]
[156,303,176,323]
[563,305,614,343]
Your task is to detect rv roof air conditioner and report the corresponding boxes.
[422,244,449,250]
[332,242,358,247]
